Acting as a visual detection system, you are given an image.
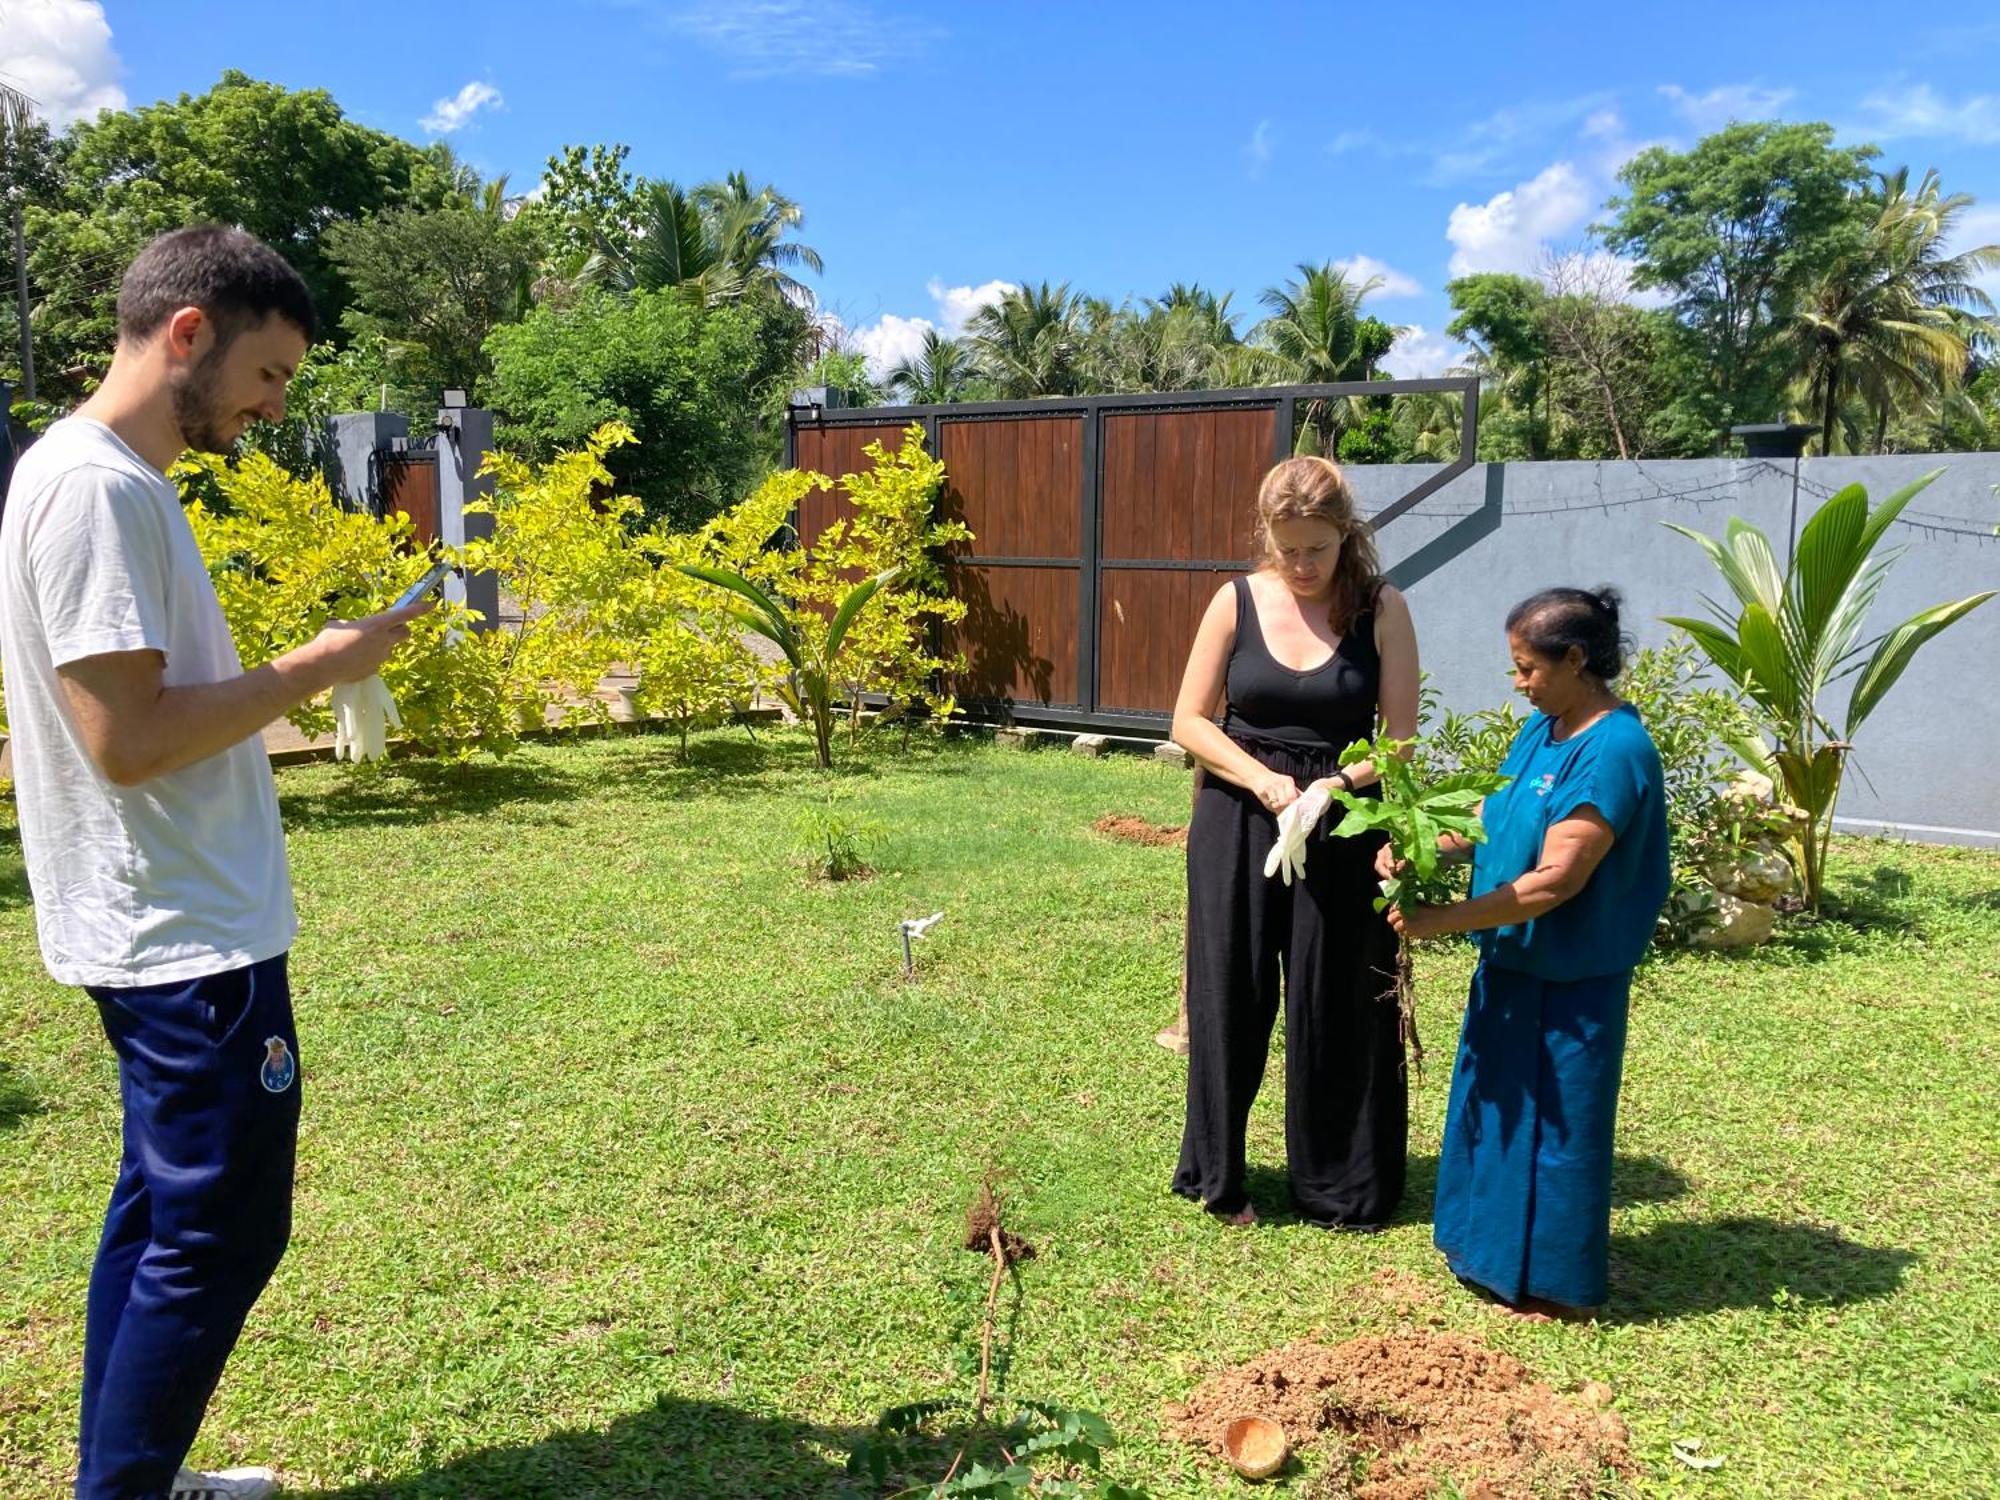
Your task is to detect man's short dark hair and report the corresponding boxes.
[116,225,318,347]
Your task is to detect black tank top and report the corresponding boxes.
[1222,574,1382,752]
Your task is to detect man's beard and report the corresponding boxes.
[168,343,240,454]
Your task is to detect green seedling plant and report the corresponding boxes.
[1327,734,1510,1069]
[1664,471,1993,911]
[676,560,900,770]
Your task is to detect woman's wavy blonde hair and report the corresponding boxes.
[1254,455,1382,634]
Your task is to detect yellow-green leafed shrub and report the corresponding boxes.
[180,451,544,759]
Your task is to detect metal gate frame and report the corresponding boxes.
[785,375,1479,734]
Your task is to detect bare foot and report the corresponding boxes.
[1221,1205,1258,1227]
[1154,1023,1189,1056]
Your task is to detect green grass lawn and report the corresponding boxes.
[2,730,1996,1498]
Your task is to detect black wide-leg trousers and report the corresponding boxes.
[1172,741,1407,1225]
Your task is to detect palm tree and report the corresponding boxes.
[967,281,1083,397]
[587,172,823,308]
[1785,167,2000,454]
[696,171,824,307]
[1254,263,1404,450]
[886,329,978,404]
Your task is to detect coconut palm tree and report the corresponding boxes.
[1785,167,2000,454]
[1254,263,1404,450]
[587,172,823,308]
[886,329,978,404]
[696,171,824,307]
[967,281,1084,397]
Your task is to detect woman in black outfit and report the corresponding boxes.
[1169,455,1420,1227]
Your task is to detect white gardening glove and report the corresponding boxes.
[1261,780,1332,886]
[331,676,402,762]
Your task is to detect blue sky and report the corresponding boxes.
[8,1,2000,377]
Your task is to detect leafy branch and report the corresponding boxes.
[1327,735,1510,1069]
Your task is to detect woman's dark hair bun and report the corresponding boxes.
[1505,585,1630,682]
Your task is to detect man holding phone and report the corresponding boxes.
[0,226,430,1500]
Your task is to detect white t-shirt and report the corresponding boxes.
[0,417,296,988]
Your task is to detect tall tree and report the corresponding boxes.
[886,329,978,404]
[1602,121,1877,440]
[588,172,822,309]
[1784,166,2000,453]
[325,205,537,398]
[1255,262,1400,451]
[1446,272,1552,458]
[31,72,440,356]
[967,281,1084,397]
[482,288,797,527]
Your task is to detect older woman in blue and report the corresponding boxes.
[1384,587,1669,1319]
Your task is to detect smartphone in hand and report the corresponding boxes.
[390,560,455,611]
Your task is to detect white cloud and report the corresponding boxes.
[420,80,503,134]
[1658,82,1796,133]
[1332,255,1422,299]
[1853,82,2000,144]
[925,278,1015,335]
[1446,162,1593,277]
[1582,108,1624,140]
[844,279,1016,378]
[667,0,935,78]
[0,0,124,128]
[1246,118,1274,177]
[1379,325,1464,381]
[1327,128,1376,154]
[1949,206,2000,299]
[1424,92,1616,183]
[851,312,936,377]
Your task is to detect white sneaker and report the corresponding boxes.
[171,1465,279,1500]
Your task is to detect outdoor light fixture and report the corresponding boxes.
[442,388,468,409]
[1731,422,1822,570]
[1729,422,1819,459]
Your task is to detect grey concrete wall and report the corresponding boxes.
[1344,455,2000,846]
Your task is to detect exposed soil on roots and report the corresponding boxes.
[963,1179,1036,1266]
[1167,1330,1634,1499]
[1092,814,1187,847]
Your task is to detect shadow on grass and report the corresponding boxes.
[0,1060,43,1131]
[293,1392,861,1500]
[0,855,28,910]
[1605,1217,1916,1325]
[1378,1153,1689,1232]
[275,729,982,834]
[1763,862,2000,962]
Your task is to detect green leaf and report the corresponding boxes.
[1791,482,1869,644]
[1726,518,1787,616]
[675,562,793,647]
[1855,467,1944,561]
[1735,603,1796,715]
[826,565,900,659]
[1845,592,1995,736]
[1662,616,1747,681]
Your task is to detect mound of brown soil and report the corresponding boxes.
[1166,1331,1633,1499]
[1092,814,1187,847]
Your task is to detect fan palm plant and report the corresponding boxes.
[1663,470,1993,910]
[675,562,900,770]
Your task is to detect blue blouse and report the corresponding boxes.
[1468,703,1671,981]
